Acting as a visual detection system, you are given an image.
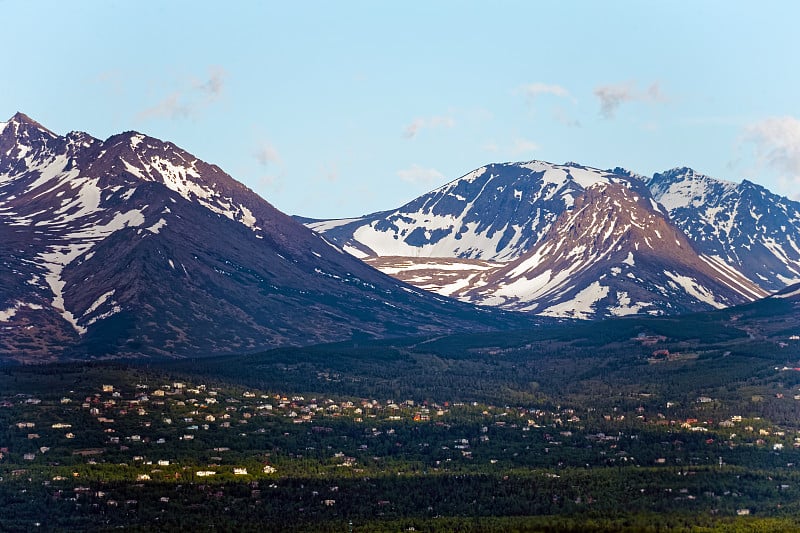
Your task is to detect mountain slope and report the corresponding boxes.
[0,113,531,362]
[306,161,642,261]
[459,182,767,317]
[647,168,800,291]
[309,161,776,318]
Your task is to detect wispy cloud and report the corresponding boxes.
[518,82,572,102]
[403,115,455,139]
[593,81,667,119]
[195,66,225,98]
[510,138,540,155]
[253,138,285,194]
[482,141,500,153]
[552,106,581,128]
[481,138,540,157]
[254,141,282,167]
[743,116,800,198]
[397,164,446,185]
[138,66,227,121]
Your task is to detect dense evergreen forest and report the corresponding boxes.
[2,297,800,531]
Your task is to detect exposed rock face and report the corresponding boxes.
[0,113,530,362]
[461,182,766,317]
[648,167,800,291]
[310,161,779,318]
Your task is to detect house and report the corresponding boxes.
[234,468,248,475]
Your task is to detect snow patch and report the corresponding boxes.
[129,134,145,149]
[664,271,726,309]
[0,301,44,322]
[82,290,115,318]
[239,205,258,229]
[121,158,146,179]
[307,218,363,232]
[540,281,610,319]
[608,292,652,316]
[774,285,800,299]
[147,218,167,234]
[343,245,369,258]
[622,252,635,266]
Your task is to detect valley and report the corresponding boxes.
[2,289,800,531]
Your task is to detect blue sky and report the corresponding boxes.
[3,1,800,218]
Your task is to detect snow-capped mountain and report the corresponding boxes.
[459,182,767,317]
[306,161,644,261]
[308,161,788,318]
[0,113,529,361]
[647,168,800,291]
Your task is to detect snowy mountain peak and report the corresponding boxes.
[1,114,526,361]
[457,181,766,318]
[646,167,800,290]
[309,160,646,261]
[314,160,781,320]
[8,111,53,132]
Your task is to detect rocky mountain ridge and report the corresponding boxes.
[0,113,530,361]
[309,161,796,317]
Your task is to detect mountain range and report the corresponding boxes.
[0,113,530,362]
[307,162,800,317]
[3,113,799,361]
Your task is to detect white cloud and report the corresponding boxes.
[195,65,225,98]
[593,81,667,119]
[397,164,446,185]
[403,115,455,139]
[482,141,500,153]
[744,116,800,198]
[254,141,282,166]
[481,139,539,157]
[510,138,540,155]
[552,106,581,128]
[138,66,227,121]
[519,82,571,101]
[253,139,284,194]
